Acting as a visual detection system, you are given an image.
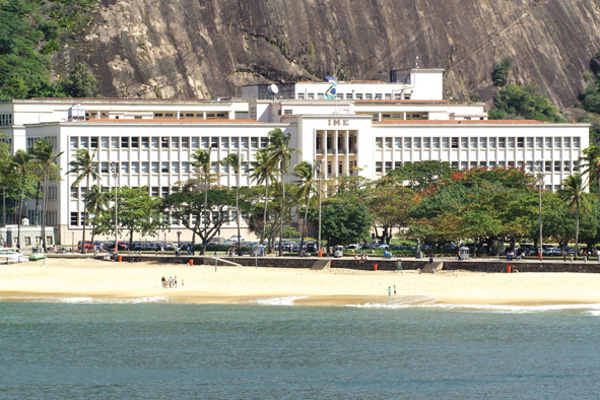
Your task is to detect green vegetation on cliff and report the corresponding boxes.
[489,84,567,123]
[0,0,97,100]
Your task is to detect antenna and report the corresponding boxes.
[415,56,420,69]
[268,84,279,100]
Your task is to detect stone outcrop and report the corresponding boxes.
[74,0,600,108]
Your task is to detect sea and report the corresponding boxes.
[1,298,599,400]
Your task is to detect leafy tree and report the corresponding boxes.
[387,161,454,190]
[489,84,566,122]
[99,187,164,250]
[10,149,32,244]
[558,173,592,258]
[162,187,240,255]
[190,148,215,251]
[84,184,109,248]
[67,149,98,252]
[220,153,243,254]
[59,62,97,98]
[0,133,19,228]
[581,144,600,239]
[250,148,277,248]
[491,57,513,87]
[293,161,317,253]
[309,200,372,246]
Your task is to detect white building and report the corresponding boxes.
[0,68,589,245]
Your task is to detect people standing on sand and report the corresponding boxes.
[161,276,166,288]
[174,276,178,288]
[387,286,392,297]
[394,285,397,295]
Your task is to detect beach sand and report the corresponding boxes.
[1,258,600,306]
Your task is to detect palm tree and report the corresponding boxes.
[266,128,297,256]
[558,173,591,259]
[581,144,600,237]
[220,153,243,255]
[32,139,63,253]
[11,149,32,247]
[191,148,214,255]
[67,149,99,253]
[251,148,277,249]
[293,161,316,255]
[84,184,109,249]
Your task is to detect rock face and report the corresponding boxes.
[80,0,600,108]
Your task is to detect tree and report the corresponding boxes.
[84,184,109,248]
[293,161,316,253]
[488,84,566,122]
[581,144,600,239]
[0,134,19,230]
[558,173,592,258]
[250,148,277,249]
[59,62,97,98]
[309,200,372,246]
[220,153,243,255]
[387,161,454,191]
[67,149,98,253]
[99,187,164,250]
[266,128,297,255]
[162,188,239,255]
[31,139,62,252]
[10,149,32,245]
[491,57,513,87]
[190,148,215,251]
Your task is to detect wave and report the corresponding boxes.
[0,296,170,304]
[250,296,308,306]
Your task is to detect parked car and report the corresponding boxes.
[345,244,362,250]
[77,241,93,251]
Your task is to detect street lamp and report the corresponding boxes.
[534,161,544,261]
[111,162,119,255]
[316,160,322,253]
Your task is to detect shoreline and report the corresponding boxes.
[2,259,600,307]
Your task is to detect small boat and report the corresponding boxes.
[0,248,27,264]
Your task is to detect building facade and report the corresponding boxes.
[0,69,589,245]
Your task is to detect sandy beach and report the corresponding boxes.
[1,258,600,306]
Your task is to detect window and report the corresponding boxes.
[91,137,98,148]
[460,161,468,170]
[356,93,363,100]
[161,162,169,173]
[284,109,293,115]
[375,94,382,100]
[161,137,169,148]
[526,137,533,148]
[517,137,524,148]
[261,138,268,148]
[210,137,218,148]
[376,138,383,149]
[433,137,440,149]
[395,161,402,169]
[151,137,159,149]
[489,137,497,148]
[170,162,179,174]
[251,137,259,148]
[151,162,159,173]
[131,162,139,174]
[70,212,79,227]
[241,137,249,149]
[338,162,343,174]
[554,161,561,172]
[100,162,109,173]
[554,137,561,148]
[161,187,169,197]
[545,161,551,172]
[423,137,431,149]
[545,137,552,148]
[480,137,487,149]
[574,137,580,148]
[141,162,149,174]
[461,137,468,148]
[182,162,190,173]
[451,161,459,169]
[470,137,477,148]
[192,137,199,148]
[121,137,129,148]
[131,137,139,148]
[231,137,239,149]
[181,137,190,149]
[564,161,571,172]
[536,137,543,148]
[70,137,78,148]
[414,138,421,149]
[508,137,515,148]
[80,137,89,148]
[297,93,304,99]
[385,161,392,172]
[307,93,315,99]
[385,137,393,149]
[564,137,571,148]
[526,161,534,172]
[346,93,353,100]
[451,137,458,149]
[121,162,129,174]
[395,138,402,148]
[375,162,383,174]
[498,137,506,148]
[151,187,159,197]
[70,187,78,200]
[365,94,373,100]
[141,137,149,149]
[222,163,229,174]
[101,137,109,148]
[404,138,411,149]
[221,137,229,148]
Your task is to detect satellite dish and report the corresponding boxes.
[268,84,279,94]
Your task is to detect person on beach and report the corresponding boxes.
[394,285,397,295]
[174,276,178,288]
[387,286,392,297]
[161,276,166,288]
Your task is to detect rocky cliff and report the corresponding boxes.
[77,0,600,108]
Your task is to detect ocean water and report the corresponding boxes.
[1,299,599,400]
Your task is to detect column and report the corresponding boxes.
[333,130,339,179]
[344,131,350,175]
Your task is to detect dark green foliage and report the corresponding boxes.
[488,84,567,122]
[0,0,98,100]
[309,200,372,246]
[580,51,600,115]
[387,160,454,190]
[491,57,512,87]
[59,62,97,98]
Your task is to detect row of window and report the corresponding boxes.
[70,136,269,150]
[375,160,579,174]
[375,136,581,150]
[85,111,229,120]
[296,92,410,100]
[79,160,256,177]
[70,210,248,227]
[0,113,13,126]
